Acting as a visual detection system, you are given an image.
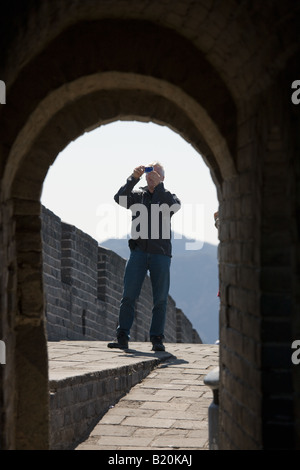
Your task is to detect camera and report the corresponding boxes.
[145,166,154,173]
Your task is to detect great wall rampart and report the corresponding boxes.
[42,206,202,344]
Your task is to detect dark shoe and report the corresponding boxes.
[151,335,165,352]
[107,332,129,350]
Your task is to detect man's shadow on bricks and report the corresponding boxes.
[123,348,189,365]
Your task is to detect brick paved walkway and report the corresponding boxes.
[73,343,219,451]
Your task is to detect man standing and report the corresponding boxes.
[108,162,181,351]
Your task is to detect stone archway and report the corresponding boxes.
[1,1,299,450]
[1,18,236,450]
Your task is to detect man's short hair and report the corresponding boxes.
[149,161,165,177]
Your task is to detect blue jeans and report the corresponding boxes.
[116,248,171,340]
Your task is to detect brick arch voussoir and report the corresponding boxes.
[10,87,223,202]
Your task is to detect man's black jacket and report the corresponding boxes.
[114,175,181,257]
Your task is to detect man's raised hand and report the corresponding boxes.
[132,165,145,179]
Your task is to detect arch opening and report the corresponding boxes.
[41,119,220,344]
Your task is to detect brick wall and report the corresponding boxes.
[41,206,201,344]
[49,356,161,450]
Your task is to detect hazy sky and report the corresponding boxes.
[41,121,219,248]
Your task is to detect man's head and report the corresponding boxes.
[145,162,165,192]
[146,162,164,179]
